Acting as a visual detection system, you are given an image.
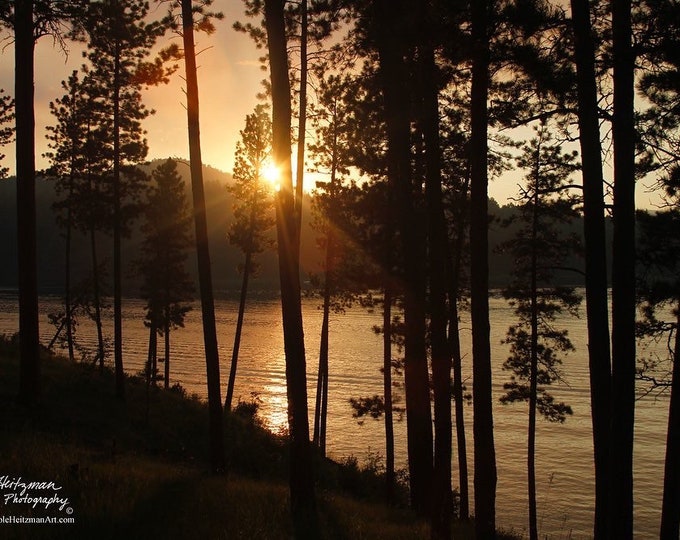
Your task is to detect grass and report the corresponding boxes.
[0,336,518,539]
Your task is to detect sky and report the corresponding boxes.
[0,1,264,181]
[0,1,664,209]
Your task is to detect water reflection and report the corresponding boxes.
[261,380,289,433]
[0,291,671,538]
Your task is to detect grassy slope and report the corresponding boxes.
[0,339,517,539]
[0,339,430,540]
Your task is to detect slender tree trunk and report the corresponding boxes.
[151,323,158,385]
[315,244,331,455]
[225,248,252,411]
[90,226,105,370]
[374,0,433,515]
[181,0,225,474]
[470,1,497,536]
[610,1,636,537]
[319,326,329,455]
[383,285,395,501]
[313,124,339,455]
[660,307,680,539]
[447,170,471,521]
[569,2,612,537]
[447,187,470,520]
[417,5,452,535]
[449,289,469,519]
[65,172,75,363]
[164,310,170,389]
[113,34,125,399]
[528,187,540,540]
[264,1,319,535]
[294,0,307,251]
[147,322,156,386]
[312,279,330,454]
[15,0,40,405]
[64,94,78,362]
[383,174,396,501]
[145,321,155,422]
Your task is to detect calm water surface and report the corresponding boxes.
[0,291,669,539]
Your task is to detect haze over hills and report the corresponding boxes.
[0,160,594,297]
[0,161,321,297]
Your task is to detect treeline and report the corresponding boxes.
[0,168,594,294]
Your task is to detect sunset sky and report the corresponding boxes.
[0,1,263,180]
[0,1,663,208]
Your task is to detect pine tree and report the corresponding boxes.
[0,89,13,180]
[45,71,89,364]
[77,0,175,398]
[636,208,680,539]
[499,122,581,540]
[137,159,194,390]
[0,0,88,405]
[224,105,275,411]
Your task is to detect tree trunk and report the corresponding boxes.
[65,171,75,363]
[15,0,40,405]
[145,321,155,422]
[417,4,452,535]
[113,34,125,399]
[374,0,433,515]
[313,121,340,456]
[569,2,612,537]
[610,1,636,536]
[528,186,539,540]
[317,249,331,456]
[470,1,497,537]
[264,0,319,535]
[447,168,471,521]
[147,321,157,386]
[164,310,170,389]
[225,248,252,411]
[660,307,680,539]
[181,0,225,474]
[313,274,330,455]
[294,0,307,252]
[447,188,470,521]
[90,226,105,370]
[383,285,395,501]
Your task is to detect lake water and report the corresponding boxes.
[0,290,670,539]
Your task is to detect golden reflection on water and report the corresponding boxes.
[261,381,289,434]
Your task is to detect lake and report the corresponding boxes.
[0,290,670,539]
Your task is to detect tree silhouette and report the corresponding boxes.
[568,2,612,535]
[470,1,497,535]
[176,0,226,474]
[77,0,175,398]
[610,2,637,535]
[0,0,87,405]
[498,123,581,540]
[264,0,319,534]
[636,209,680,539]
[224,105,274,411]
[370,0,433,516]
[137,159,193,389]
[45,71,89,364]
[0,89,13,179]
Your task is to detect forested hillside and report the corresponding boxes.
[0,161,321,295]
[0,164,595,295]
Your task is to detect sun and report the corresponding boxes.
[260,161,280,190]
